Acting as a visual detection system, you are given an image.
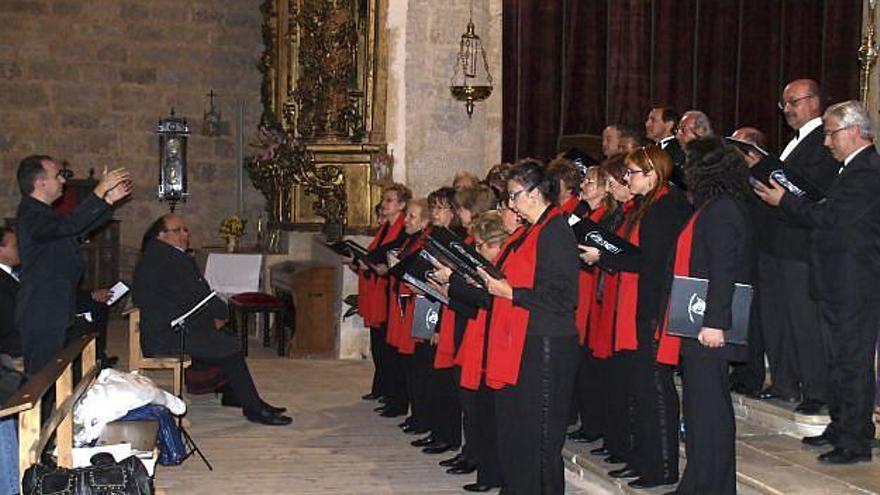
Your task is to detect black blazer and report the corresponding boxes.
[766,126,839,261]
[598,187,693,334]
[662,139,688,191]
[780,146,880,305]
[133,240,238,359]
[15,194,111,369]
[0,269,20,356]
[680,195,754,362]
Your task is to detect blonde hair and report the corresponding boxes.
[455,184,497,216]
[469,211,509,247]
[382,182,412,204]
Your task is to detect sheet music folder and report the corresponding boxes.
[666,276,752,345]
[425,227,504,285]
[569,216,640,258]
[388,250,449,304]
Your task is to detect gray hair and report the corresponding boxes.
[683,110,714,137]
[824,100,874,139]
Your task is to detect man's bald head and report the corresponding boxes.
[781,79,822,130]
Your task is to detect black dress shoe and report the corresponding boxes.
[401,425,429,435]
[795,399,827,416]
[411,435,435,447]
[628,477,675,489]
[818,447,872,464]
[362,392,380,400]
[446,462,477,475]
[378,396,389,404]
[374,404,388,412]
[380,408,406,418]
[590,446,610,456]
[439,453,464,467]
[243,407,293,426]
[422,442,454,454]
[608,466,639,478]
[398,418,413,429]
[604,455,625,464]
[802,434,835,447]
[463,482,499,492]
[260,401,286,414]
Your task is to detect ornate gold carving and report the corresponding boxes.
[250,0,388,237]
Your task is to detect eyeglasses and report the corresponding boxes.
[163,227,189,234]
[777,94,816,111]
[508,187,531,202]
[623,168,645,178]
[823,126,851,137]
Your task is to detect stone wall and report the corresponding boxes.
[0,0,266,278]
[387,0,503,196]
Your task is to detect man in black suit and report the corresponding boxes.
[14,155,131,374]
[757,79,838,415]
[134,213,292,426]
[0,228,21,357]
[645,106,686,189]
[755,100,880,464]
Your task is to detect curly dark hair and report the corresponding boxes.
[684,136,750,207]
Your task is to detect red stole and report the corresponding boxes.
[574,207,605,344]
[656,209,701,365]
[386,229,428,355]
[614,186,670,352]
[561,195,580,214]
[455,228,525,390]
[357,213,405,327]
[485,208,562,390]
[434,235,476,369]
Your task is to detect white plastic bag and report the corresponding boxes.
[73,369,186,446]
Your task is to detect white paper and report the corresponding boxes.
[171,291,218,327]
[106,281,130,306]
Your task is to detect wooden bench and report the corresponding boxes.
[125,307,190,397]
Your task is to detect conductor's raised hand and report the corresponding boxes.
[94,165,132,204]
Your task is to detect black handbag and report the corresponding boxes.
[22,453,153,495]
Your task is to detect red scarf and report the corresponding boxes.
[485,208,562,390]
[385,229,428,355]
[434,235,476,369]
[575,207,605,344]
[357,213,405,327]
[613,186,669,352]
[561,195,580,214]
[455,228,525,390]
[656,209,701,365]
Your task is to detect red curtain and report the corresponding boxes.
[503,0,862,161]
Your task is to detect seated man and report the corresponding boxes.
[0,227,21,359]
[133,214,291,426]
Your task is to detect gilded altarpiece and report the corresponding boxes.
[249,0,390,236]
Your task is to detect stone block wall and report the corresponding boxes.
[0,0,266,279]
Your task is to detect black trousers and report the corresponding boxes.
[571,346,605,437]
[368,325,387,397]
[603,352,635,461]
[197,353,262,411]
[495,335,578,495]
[71,291,110,359]
[729,289,766,392]
[426,363,461,447]
[677,347,736,495]
[629,340,679,484]
[454,366,477,461]
[759,254,828,401]
[383,341,409,413]
[820,298,880,453]
[402,342,432,429]
[474,385,502,486]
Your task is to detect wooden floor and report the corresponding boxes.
[104,321,596,494]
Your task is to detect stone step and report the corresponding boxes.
[563,394,880,495]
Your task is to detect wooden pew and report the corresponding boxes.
[0,335,98,491]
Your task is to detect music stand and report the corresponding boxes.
[170,291,217,471]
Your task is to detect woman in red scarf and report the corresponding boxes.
[434,210,518,492]
[479,160,580,495]
[354,183,409,407]
[581,147,691,488]
[663,137,753,495]
[568,164,618,446]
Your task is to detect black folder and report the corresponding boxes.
[323,240,354,258]
[426,227,505,286]
[570,216,640,258]
[388,249,450,304]
[725,136,770,158]
[666,275,753,345]
[748,157,826,202]
[411,296,441,340]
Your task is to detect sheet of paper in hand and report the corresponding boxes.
[666,275,753,345]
